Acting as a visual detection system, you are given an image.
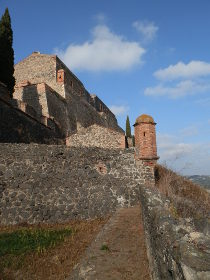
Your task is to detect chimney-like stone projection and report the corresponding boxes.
[134,114,159,166]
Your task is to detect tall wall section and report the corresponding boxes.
[14,52,123,136]
[0,84,63,144]
[14,52,63,96]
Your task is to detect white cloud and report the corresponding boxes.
[144,80,210,98]
[195,97,210,107]
[94,13,106,23]
[145,60,210,98]
[180,126,198,137]
[109,105,129,116]
[157,133,195,159]
[133,20,158,42]
[157,133,210,175]
[154,61,210,81]
[55,24,146,72]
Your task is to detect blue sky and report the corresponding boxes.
[1,0,210,175]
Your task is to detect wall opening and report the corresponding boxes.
[57,70,64,83]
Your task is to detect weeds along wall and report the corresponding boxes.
[0,144,153,225]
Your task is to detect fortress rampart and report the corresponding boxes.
[0,143,209,279]
[1,51,209,279]
[0,83,64,144]
[13,52,121,139]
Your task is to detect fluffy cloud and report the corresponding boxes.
[145,60,210,98]
[195,97,210,107]
[154,61,210,81]
[179,126,198,137]
[157,133,195,159]
[144,80,210,98]
[55,25,145,72]
[94,13,106,23]
[109,105,129,116]
[133,20,158,42]
[157,133,210,175]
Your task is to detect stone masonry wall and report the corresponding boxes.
[0,92,63,144]
[14,53,58,92]
[0,82,10,101]
[14,53,121,132]
[140,186,210,280]
[0,144,153,225]
[56,56,85,100]
[13,82,122,137]
[66,124,125,149]
[14,82,75,137]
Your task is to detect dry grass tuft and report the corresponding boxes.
[154,164,210,220]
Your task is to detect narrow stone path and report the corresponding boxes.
[67,206,151,280]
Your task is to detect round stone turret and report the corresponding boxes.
[134,114,159,162]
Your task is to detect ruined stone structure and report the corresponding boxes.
[13,52,123,143]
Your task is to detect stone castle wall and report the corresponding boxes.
[0,83,64,144]
[0,81,10,101]
[0,144,153,225]
[140,186,210,280]
[14,53,59,94]
[0,98,63,144]
[14,53,117,121]
[55,56,86,99]
[66,124,125,149]
[14,82,75,136]
[14,82,123,138]
[14,52,122,138]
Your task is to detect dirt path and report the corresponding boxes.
[67,206,151,280]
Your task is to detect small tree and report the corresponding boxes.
[126,115,131,138]
[132,135,135,147]
[0,8,15,97]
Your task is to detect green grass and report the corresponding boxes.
[100,244,110,251]
[0,227,72,257]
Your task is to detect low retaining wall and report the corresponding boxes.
[0,144,153,225]
[140,186,210,280]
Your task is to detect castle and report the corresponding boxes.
[13,52,124,143]
[0,53,209,280]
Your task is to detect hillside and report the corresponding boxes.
[187,175,210,190]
